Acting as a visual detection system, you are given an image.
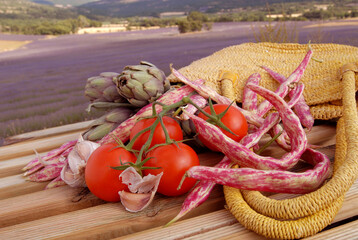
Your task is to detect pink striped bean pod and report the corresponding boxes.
[263,65,314,130]
[22,140,77,171]
[185,147,330,194]
[242,73,260,112]
[99,80,204,145]
[185,83,307,170]
[45,176,67,189]
[167,156,232,225]
[26,161,66,182]
[257,48,313,117]
[170,67,259,126]
[181,94,207,121]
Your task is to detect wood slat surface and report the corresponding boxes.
[0,122,357,239]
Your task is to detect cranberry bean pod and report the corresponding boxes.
[45,176,67,189]
[185,147,330,194]
[22,140,77,171]
[170,67,259,125]
[242,73,260,112]
[175,83,304,219]
[23,155,62,177]
[181,94,207,121]
[264,82,305,151]
[167,156,232,225]
[99,80,204,145]
[185,83,307,170]
[26,161,66,182]
[24,146,73,177]
[257,49,313,117]
[240,112,280,149]
[263,65,314,130]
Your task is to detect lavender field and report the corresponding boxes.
[1,20,358,145]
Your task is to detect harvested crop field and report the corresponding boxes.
[1,20,358,144]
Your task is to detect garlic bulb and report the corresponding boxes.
[60,136,100,187]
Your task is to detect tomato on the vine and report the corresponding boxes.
[197,104,248,152]
[130,116,183,151]
[85,143,136,202]
[143,143,200,197]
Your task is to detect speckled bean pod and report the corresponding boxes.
[45,176,67,189]
[257,49,313,117]
[186,83,307,170]
[24,146,73,177]
[240,112,280,149]
[171,67,259,126]
[263,65,314,130]
[242,73,260,112]
[99,80,204,145]
[263,82,305,151]
[22,140,77,171]
[23,155,62,177]
[181,94,207,120]
[168,156,232,225]
[26,161,66,182]
[185,147,330,194]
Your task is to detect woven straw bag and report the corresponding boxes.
[169,43,358,239]
[169,42,358,120]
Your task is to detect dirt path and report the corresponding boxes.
[0,40,31,53]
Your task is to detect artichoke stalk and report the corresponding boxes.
[114,61,170,107]
[82,107,135,141]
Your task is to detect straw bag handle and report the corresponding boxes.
[223,63,358,239]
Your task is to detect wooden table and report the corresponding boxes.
[0,121,357,239]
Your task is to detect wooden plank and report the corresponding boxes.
[0,151,223,200]
[0,123,342,239]
[190,222,267,240]
[3,120,93,145]
[305,220,358,240]
[118,180,358,240]
[330,179,358,223]
[0,186,104,228]
[0,151,223,223]
[0,131,81,161]
[0,174,48,199]
[0,186,225,239]
[119,209,239,240]
[0,153,36,178]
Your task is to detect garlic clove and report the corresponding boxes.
[119,191,153,212]
[76,139,100,161]
[67,149,84,175]
[60,163,86,188]
[60,135,100,188]
[118,167,163,212]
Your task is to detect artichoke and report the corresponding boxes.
[85,72,127,103]
[82,107,134,141]
[114,61,170,107]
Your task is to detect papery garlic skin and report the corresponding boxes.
[119,167,163,212]
[61,136,100,187]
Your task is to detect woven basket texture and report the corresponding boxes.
[168,42,358,120]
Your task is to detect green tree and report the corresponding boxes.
[178,19,191,33]
[178,11,212,34]
[187,11,208,22]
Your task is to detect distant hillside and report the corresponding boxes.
[0,0,103,35]
[0,0,78,19]
[30,0,99,7]
[76,0,325,17]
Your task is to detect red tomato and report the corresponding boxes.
[130,116,183,151]
[143,143,200,197]
[85,143,136,202]
[197,104,248,152]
